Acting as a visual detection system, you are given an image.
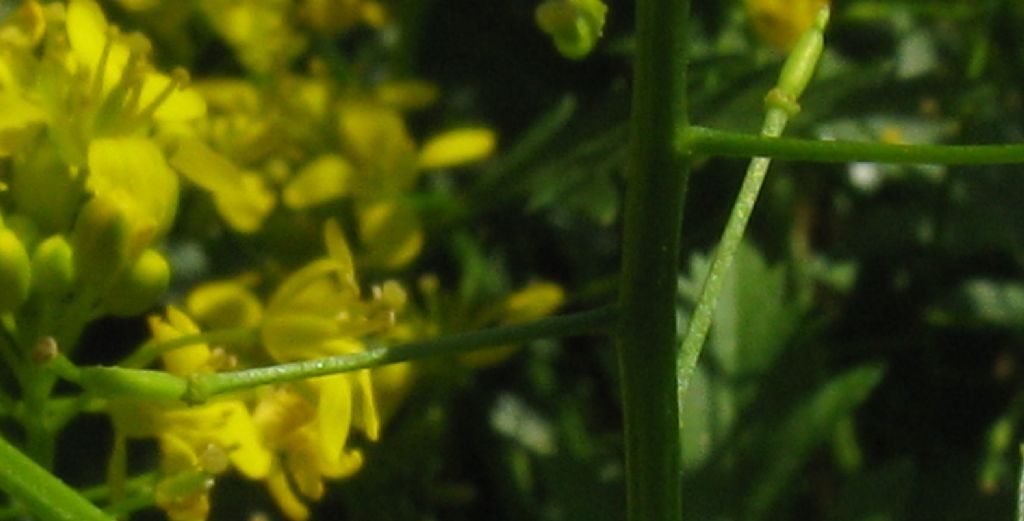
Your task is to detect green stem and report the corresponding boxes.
[677,4,829,426]
[683,126,1024,165]
[191,306,615,401]
[0,434,114,521]
[72,307,615,403]
[1019,443,1024,521]
[618,0,689,519]
[677,111,791,400]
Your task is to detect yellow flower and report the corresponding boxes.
[418,128,497,170]
[185,278,264,330]
[169,138,276,233]
[745,0,828,51]
[197,0,306,74]
[87,136,179,244]
[247,219,404,519]
[253,380,368,521]
[299,0,388,34]
[460,282,566,366]
[112,306,273,521]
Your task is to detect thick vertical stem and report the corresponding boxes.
[617,0,690,519]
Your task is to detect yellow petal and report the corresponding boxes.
[261,314,340,362]
[150,306,211,375]
[87,137,179,240]
[66,0,109,66]
[501,282,566,324]
[374,79,439,111]
[337,102,416,183]
[266,466,310,521]
[186,281,264,329]
[319,450,363,479]
[418,128,496,170]
[0,1,46,48]
[217,402,272,479]
[211,174,275,233]
[170,139,275,233]
[316,375,352,467]
[140,72,207,122]
[357,200,423,269]
[745,0,828,51]
[355,369,379,441]
[323,218,358,293]
[0,93,45,156]
[66,0,132,92]
[283,155,354,209]
[170,139,241,191]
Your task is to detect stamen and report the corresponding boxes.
[91,26,118,100]
[135,67,189,120]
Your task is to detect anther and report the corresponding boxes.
[31,336,59,364]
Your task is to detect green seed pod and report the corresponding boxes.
[71,195,132,289]
[536,0,608,60]
[775,6,829,102]
[103,248,171,317]
[0,227,32,313]
[31,235,75,297]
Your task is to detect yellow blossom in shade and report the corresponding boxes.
[0,92,47,156]
[170,139,276,233]
[745,0,828,51]
[0,0,45,49]
[282,155,355,210]
[337,101,419,195]
[418,128,497,170]
[198,0,306,74]
[374,79,439,111]
[356,199,424,269]
[299,0,388,34]
[186,279,264,329]
[460,282,566,366]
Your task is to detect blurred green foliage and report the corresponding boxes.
[321,0,1024,520]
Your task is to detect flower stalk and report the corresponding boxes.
[617,0,690,519]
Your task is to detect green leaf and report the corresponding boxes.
[0,435,114,521]
[710,241,801,377]
[825,459,916,521]
[744,364,886,521]
[929,279,1024,330]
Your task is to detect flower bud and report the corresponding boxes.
[103,248,170,317]
[536,0,608,60]
[0,227,32,313]
[71,194,132,289]
[31,235,75,297]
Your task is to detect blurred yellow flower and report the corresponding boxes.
[745,0,828,51]
[418,128,497,170]
[170,138,276,233]
[299,0,388,34]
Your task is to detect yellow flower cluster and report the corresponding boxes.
[114,220,403,521]
[0,0,200,326]
[0,1,566,520]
